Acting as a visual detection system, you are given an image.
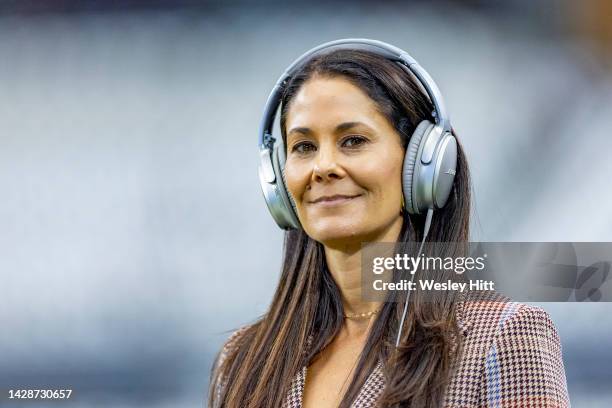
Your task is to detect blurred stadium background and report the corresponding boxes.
[1,0,611,406]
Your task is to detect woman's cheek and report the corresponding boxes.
[352,162,402,208]
[284,163,308,207]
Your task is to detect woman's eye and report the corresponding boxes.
[292,141,316,154]
[342,136,367,148]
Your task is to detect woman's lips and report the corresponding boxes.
[309,194,362,207]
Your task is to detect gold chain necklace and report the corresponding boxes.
[343,308,381,319]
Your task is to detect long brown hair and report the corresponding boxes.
[209,49,471,408]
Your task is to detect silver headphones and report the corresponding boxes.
[258,38,457,230]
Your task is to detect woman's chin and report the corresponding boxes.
[302,212,404,247]
[305,220,366,246]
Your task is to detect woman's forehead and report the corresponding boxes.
[286,76,386,132]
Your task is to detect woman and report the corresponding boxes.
[208,40,570,408]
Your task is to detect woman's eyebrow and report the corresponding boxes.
[335,121,372,133]
[288,121,373,137]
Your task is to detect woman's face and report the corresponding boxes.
[284,75,405,247]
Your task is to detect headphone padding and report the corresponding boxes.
[403,120,433,215]
[272,143,300,228]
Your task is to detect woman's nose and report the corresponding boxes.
[312,143,342,182]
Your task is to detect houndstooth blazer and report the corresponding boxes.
[211,291,570,407]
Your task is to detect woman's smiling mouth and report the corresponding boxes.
[308,194,362,207]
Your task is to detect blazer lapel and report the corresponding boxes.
[282,365,306,408]
[350,359,385,407]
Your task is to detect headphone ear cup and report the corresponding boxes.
[271,143,301,229]
[403,120,434,215]
[431,133,457,209]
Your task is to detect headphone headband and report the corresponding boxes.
[258,38,451,150]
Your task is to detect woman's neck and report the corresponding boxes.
[323,216,404,319]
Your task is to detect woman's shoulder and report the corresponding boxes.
[455,290,561,343]
[448,290,569,406]
[209,323,256,404]
[214,323,255,371]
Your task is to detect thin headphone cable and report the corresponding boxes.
[395,207,434,348]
